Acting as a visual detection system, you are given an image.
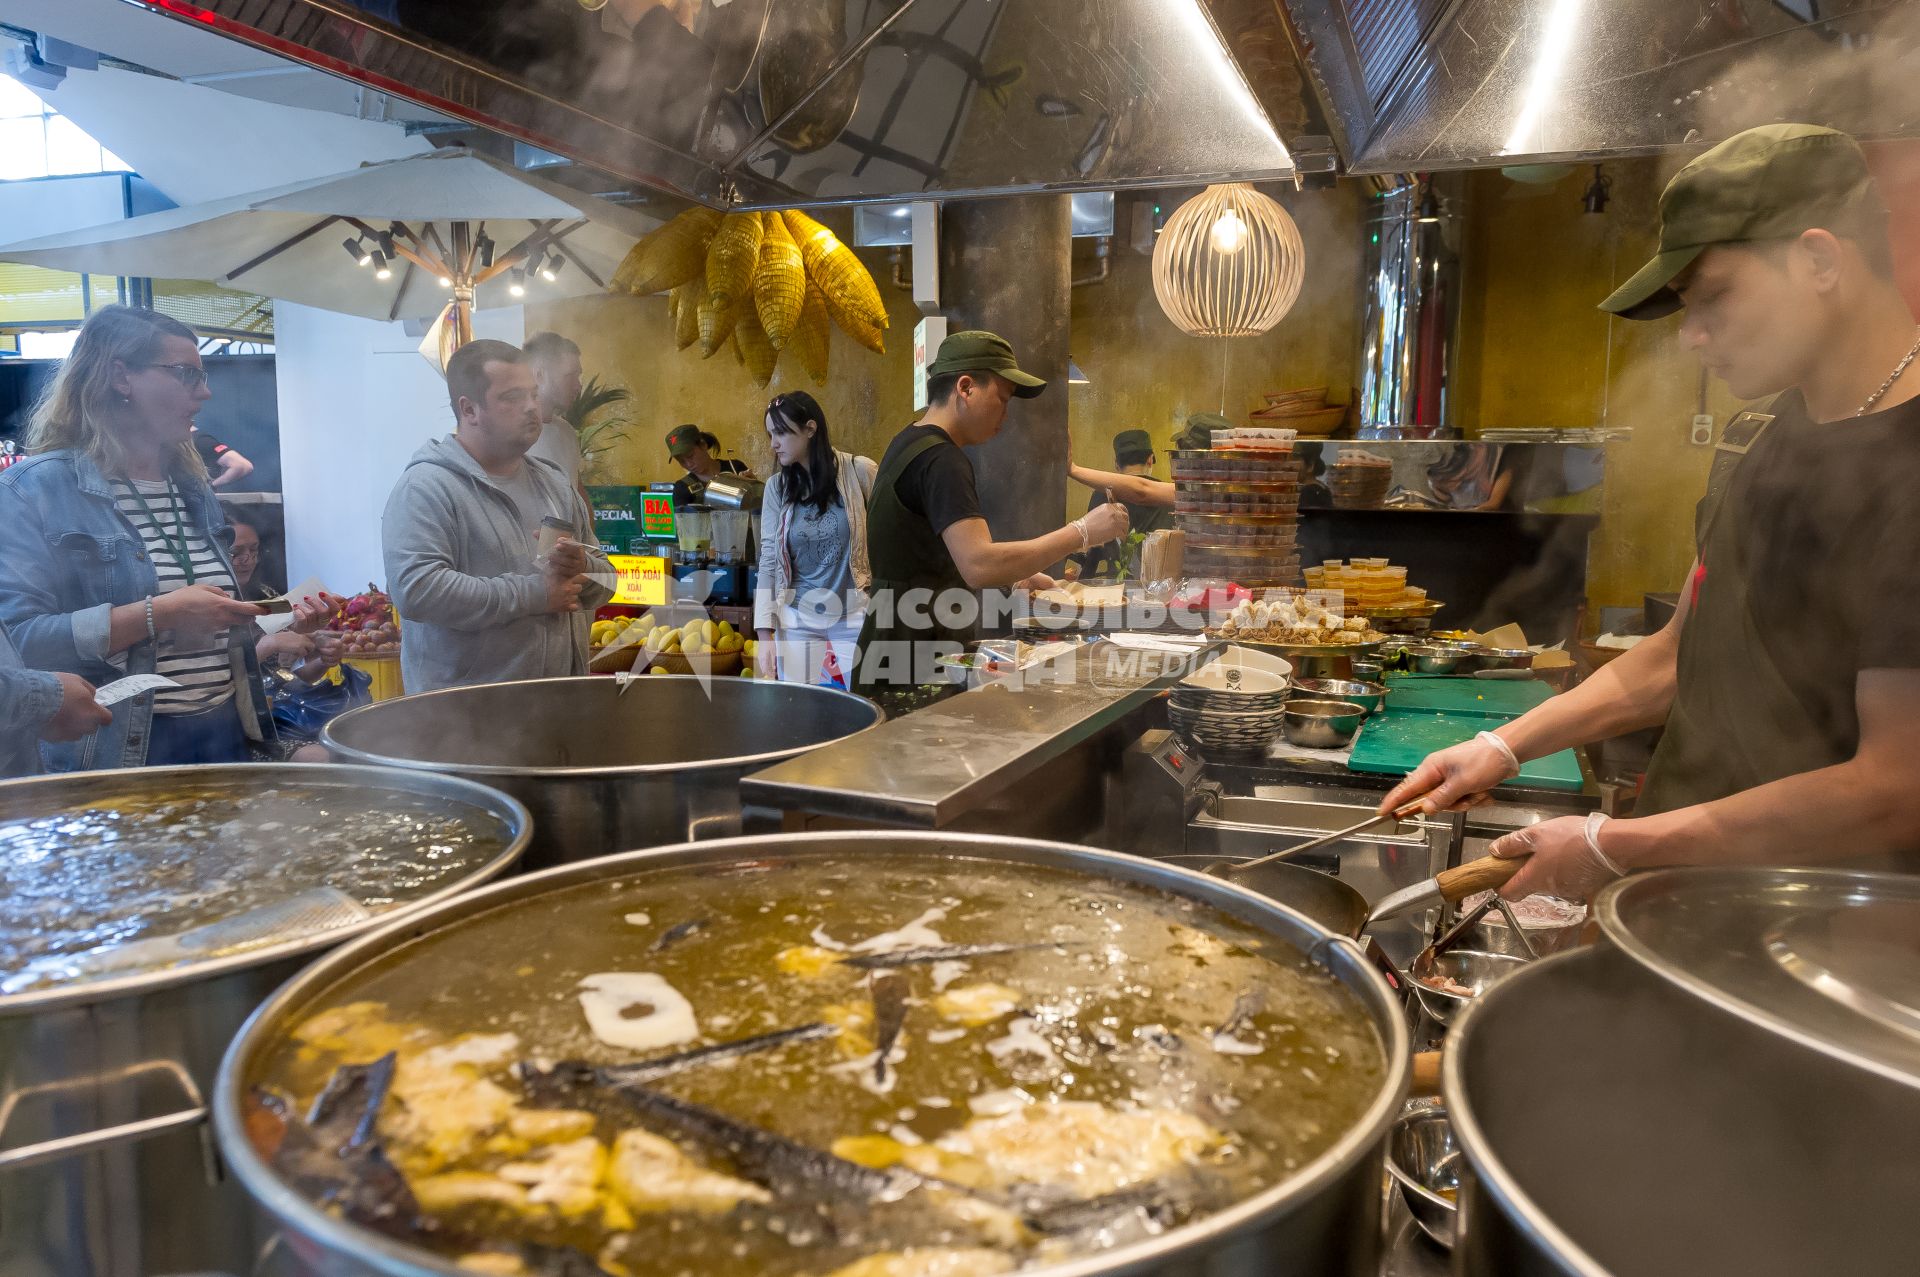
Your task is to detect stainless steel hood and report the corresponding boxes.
[1275,0,1920,173]
[131,0,1293,208]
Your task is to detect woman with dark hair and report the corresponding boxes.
[0,305,273,768]
[752,392,875,684]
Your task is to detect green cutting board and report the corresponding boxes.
[1349,683,1584,791]
[1379,675,1554,715]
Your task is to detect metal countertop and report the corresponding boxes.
[741,639,1216,827]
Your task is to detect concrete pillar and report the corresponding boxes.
[938,195,1072,543]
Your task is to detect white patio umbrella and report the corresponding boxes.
[0,149,659,355]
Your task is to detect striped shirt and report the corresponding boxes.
[112,478,237,714]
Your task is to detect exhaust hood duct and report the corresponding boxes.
[1357,178,1461,437]
[1274,0,1920,173]
[136,0,1293,208]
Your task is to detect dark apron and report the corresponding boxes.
[853,433,977,696]
[1639,410,1852,815]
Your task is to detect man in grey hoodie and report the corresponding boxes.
[382,339,611,693]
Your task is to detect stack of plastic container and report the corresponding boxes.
[1167,429,1302,589]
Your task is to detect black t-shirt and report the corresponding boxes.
[192,431,230,470]
[1725,391,1920,732]
[880,424,982,536]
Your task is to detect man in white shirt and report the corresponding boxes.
[525,330,590,511]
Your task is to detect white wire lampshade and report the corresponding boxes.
[1152,183,1306,338]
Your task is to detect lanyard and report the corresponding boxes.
[121,479,197,585]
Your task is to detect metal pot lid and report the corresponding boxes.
[1596,867,1920,1089]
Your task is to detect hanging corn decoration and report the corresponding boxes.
[781,209,888,341]
[698,291,736,358]
[670,279,701,351]
[753,212,806,351]
[837,308,887,356]
[734,305,778,388]
[612,207,720,295]
[705,211,764,314]
[789,281,832,385]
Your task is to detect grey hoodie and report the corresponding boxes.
[382,435,611,693]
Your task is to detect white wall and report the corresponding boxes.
[278,302,523,594]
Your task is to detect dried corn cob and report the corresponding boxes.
[705,211,763,313]
[753,212,806,351]
[734,305,778,388]
[698,291,736,358]
[789,281,832,384]
[612,207,719,295]
[781,209,888,335]
[670,279,701,351]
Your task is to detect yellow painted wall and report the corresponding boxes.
[1455,162,1733,614]
[528,188,1365,491]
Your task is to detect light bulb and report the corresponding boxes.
[438,275,453,288]
[509,268,526,298]
[1209,207,1248,255]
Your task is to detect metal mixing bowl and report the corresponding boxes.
[1281,698,1369,748]
[1405,645,1465,675]
[1350,658,1384,681]
[1410,949,1529,1025]
[1475,647,1534,672]
[1292,677,1387,716]
[1385,1100,1461,1249]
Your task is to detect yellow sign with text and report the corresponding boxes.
[607,554,668,607]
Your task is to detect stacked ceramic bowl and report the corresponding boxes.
[1168,663,1291,757]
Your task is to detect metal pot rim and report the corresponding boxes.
[321,675,884,778]
[213,830,1411,1277]
[1441,947,1613,1277]
[0,763,530,1017]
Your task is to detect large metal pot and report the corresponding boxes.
[213,832,1412,1277]
[0,764,530,1277]
[1445,871,1920,1276]
[322,676,883,869]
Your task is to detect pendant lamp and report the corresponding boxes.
[1151,182,1305,338]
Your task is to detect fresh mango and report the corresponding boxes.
[743,639,758,659]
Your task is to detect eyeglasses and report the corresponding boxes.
[230,545,260,560]
[139,363,209,391]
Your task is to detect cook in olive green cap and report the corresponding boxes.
[1112,429,1154,466]
[664,422,703,458]
[1601,123,1888,320]
[925,330,1048,397]
[1173,412,1233,451]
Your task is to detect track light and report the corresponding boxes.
[539,252,561,283]
[1415,182,1442,224]
[1581,164,1613,215]
[372,251,392,281]
[477,233,495,269]
[376,230,396,257]
[508,267,526,298]
[344,237,372,267]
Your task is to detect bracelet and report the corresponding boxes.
[1071,518,1090,552]
[1583,811,1626,877]
[1473,729,1521,779]
[143,596,157,642]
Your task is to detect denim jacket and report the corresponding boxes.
[0,618,58,779]
[0,449,271,771]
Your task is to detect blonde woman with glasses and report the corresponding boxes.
[0,305,301,769]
